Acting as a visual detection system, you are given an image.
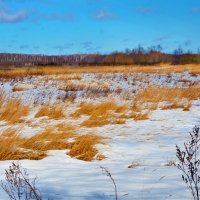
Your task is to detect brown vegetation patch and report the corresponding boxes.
[81,117,111,128]
[21,125,75,152]
[12,85,28,92]
[183,102,192,111]
[71,102,96,118]
[67,134,106,161]
[0,98,30,124]
[111,119,126,124]
[1,65,200,79]
[0,125,107,162]
[72,102,128,127]
[160,102,187,110]
[35,103,65,119]
[0,137,46,160]
[59,82,87,91]
[0,128,46,160]
[51,74,81,81]
[135,85,200,103]
[133,85,200,111]
[178,79,192,83]
[58,82,111,99]
[132,111,150,121]
[0,124,75,161]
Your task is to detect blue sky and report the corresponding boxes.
[0,0,200,55]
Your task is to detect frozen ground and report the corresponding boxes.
[0,71,200,200]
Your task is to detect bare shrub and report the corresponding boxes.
[100,166,118,200]
[1,162,42,200]
[176,126,200,200]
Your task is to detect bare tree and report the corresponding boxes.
[176,126,200,200]
[1,162,42,200]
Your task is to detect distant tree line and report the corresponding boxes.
[97,46,200,66]
[1,46,200,67]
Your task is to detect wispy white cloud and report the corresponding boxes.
[44,12,76,21]
[81,41,93,48]
[0,9,27,23]
[153,35,170,42]
[87,0,104,3]
[32,11,76,22]
[136,6,153,14]
[183,40,191,47]
[53,43,74,52]
[94,10,114,20]
[20,44,29,49]
[192,7,200,13]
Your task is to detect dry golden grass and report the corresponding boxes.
[21,125,74,151]
[132,111,150,121]
[0,136,46,160]
[72,101,128,127]
[111,119,126,124]
[0,98,30,124]
[131,102,143,113]
[1,64,200,79]
[0,127,46,160]
[118,84,200,120]
[1,126,22,137]
[67,134,106,161]
[73,102,127,117]
[81,117,111,128]
[78,103,114,127]
[183,101,192,111]
[90,101,122,116]
[0,124,76,161]
[61,92,77,102]
[133,85,200,111]
[160,101,186,110]
[35,103,65,119]
[51,74,81,81]
[119,111,148,121]
[0,124,106,161]
[12,85,28,92]
[58,82,88,91]
[71,102,96,118]
[58,82,111,100]
[178,79,192,83]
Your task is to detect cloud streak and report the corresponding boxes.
[53,43,74,51]
[44,12,76,21]
[32,11,76,22]
[136,6,153,14]
[153,35,170,42]
[0,9,27,23]
[94,10,114,20]
[192,7,200,13]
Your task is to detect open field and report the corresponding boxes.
[0,64,200,78]
[0,65,200,199]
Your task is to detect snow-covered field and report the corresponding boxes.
[0,69,200,200]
